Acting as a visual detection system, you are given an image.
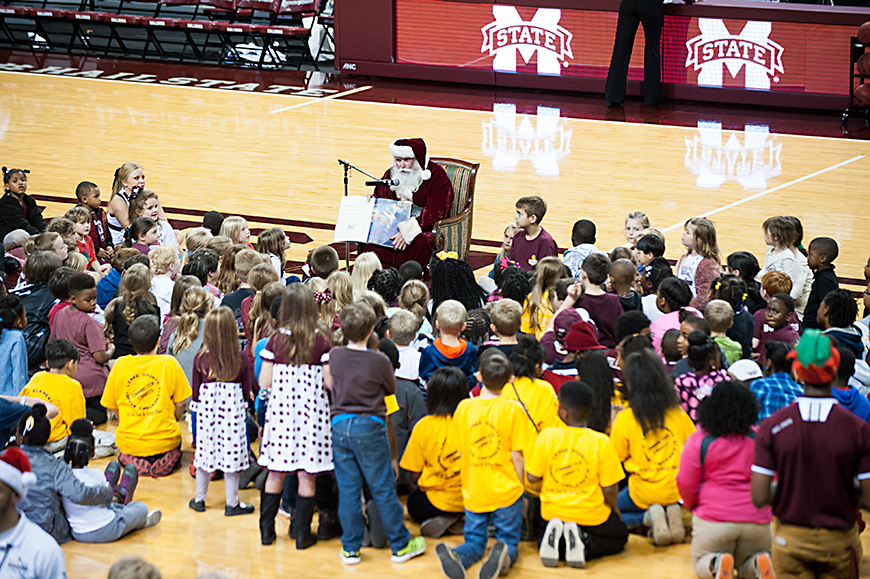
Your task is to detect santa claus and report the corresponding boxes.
[365,138,454,272]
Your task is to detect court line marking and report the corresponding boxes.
[659,154,867,234]
[269,85,372,113]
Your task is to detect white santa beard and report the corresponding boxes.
[390,163,423,202]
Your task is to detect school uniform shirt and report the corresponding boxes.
[0,513,67,579]
[400,414,464,513]
[753,317,800,361]
[50,306,109,398]
[101,354,192,457]
[581,293,623,348]
[508,227,558,272]
[803,267,839,330]
[527,424,624,525]
[501,376,560,436]
[610,406,696,509]
[19,372,86,443]
[753,397,870,529]
[453,396,535,513]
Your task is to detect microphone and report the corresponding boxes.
[365,179,399,187]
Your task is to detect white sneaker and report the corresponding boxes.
[563,522,586,568]
[539,518,563,567]
[144,509,162,528]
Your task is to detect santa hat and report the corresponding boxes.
[788,329,840,386]
[389,138,431,180]
[0,446,37,499]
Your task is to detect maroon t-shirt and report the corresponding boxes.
[261,329,332,367]
[508,228,558,272]
[753,310,800,360]
[754,397,870,529]
[580,293,623,348]
[50,306,109,398]
[191,350,253,403]
[328,346,396,420]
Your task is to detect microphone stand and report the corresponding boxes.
[337,159,382,270]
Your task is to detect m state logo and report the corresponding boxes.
[685,19,784,90]
[481,103,572,177]
[684,121,782,190]
[480,6,573,75]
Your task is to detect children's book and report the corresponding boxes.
[333,196,412,248]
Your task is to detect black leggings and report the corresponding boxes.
[406,488,462,523]
[538,510,629,561]
[85,395,107,425]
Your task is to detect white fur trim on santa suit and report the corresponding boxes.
[0,458,36,499]
[390,140,431,180]
[397,218,423,244]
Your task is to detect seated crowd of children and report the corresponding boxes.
[3,166,870,579]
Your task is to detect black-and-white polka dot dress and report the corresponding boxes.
[258,362,333,473]
[194,380,250,473]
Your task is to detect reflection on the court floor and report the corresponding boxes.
[481,103,572,177]
[684,121,781,190]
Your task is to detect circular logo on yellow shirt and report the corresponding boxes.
[124,373,160,411]
[643,427,677,466]
[469,420,500,462]
[549,448,589,488]
[437,442,461,476]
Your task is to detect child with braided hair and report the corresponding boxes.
[431,258,486,314]
[63,419,161,542]
[674,331,730,422]
[368,267,403,306]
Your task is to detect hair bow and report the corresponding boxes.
[741,293,747,302]
[314,288,332,305]
[23,415,34,435]
[436,251,458,261]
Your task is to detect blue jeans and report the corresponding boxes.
[617,486,646,529]
[332,416,411,555]
[453,497,522,569]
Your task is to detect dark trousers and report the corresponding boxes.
[85,395,107,425]
[539,510,629,561]
[406,488,461,523]
[604,0,664,106]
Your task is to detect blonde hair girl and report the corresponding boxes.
[397,279,431,335]
[351,252,382,298]
[108,162,146,245]
[625,211,651,246]
[306,277,332,328]
[215,244,246,296]
[168,286,212,384]
[191,306,254,516]
[158,274,203,354]
[258,284,333,547]
[243,264,280,351]
[676,217,721,311]
[256,227,289,277]
[185,227,213,254]
[104,263,159,358]
[64,252,88,273]
[219,216,251,248]
[521,256,564,339]
[250,281,285,347]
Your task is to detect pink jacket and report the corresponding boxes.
[688,258,721,310]
[677,429,772,524]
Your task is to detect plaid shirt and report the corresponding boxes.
[750,372,804,421]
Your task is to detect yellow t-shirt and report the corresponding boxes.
[20,372,86,443]
[501,377,560,437]
[527,424,625,525]
[399,415,464,513]
[521,291,554,339]
[453,396,535,513]
[101,354,192,457]
[609,406,695,509]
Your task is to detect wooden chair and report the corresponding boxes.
[430,156,479,261]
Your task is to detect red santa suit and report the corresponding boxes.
[365,139,453,271]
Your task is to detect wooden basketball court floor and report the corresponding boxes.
[3,67,870,578]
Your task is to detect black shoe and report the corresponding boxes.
[480,540,509,579]
[189,498,206,512]
[421,515,462,538]
[238,458,262,490]
[225,502,255,516]
[259,491,281,546]
[435,543,466,579]
[317,510,342,541]
[295,496,318,550]
[104,461,121,488]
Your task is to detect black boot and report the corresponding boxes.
[317,510,342,541]
[259,491,281,546]
[295,496,318,550]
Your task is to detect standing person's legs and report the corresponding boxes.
[617,486,646,528]
[770,520,821,579]
[733,522,773,578]
[332,419,367,554]
[453,510,490,568]
[352,418,412,553]
[579,510,630,560]
[637,0,663,105]
[605,0,641,106]
[193,468,211,504]
[492,497,523,566]
[223,471,241,507]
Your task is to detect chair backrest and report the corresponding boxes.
[236,0,278,13]
[277,0,316,15]
[431,156,478,217]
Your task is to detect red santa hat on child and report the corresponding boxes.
[0,446,37,499]
[390,138,431,180]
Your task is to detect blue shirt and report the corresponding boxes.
[0,329,27,396]
[832,386,870,424]
[750,372,804,422]
[96,268,121,309]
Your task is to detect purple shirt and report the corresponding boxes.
[753,314,800,360]
[508,228,558,272]
[50,306,109,398]
[580,293,623,348]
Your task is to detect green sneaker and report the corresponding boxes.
[340,549,361,565]
[391,536,426,563]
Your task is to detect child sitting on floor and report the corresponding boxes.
[581,253,622,348]
[420,300,479,389]
[527,381,628,569]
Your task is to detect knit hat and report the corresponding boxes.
[0,446,37,499]
[389,138,431,180]
[564,320,605,352]
[788,329,840,385]
[728,359,764,382]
